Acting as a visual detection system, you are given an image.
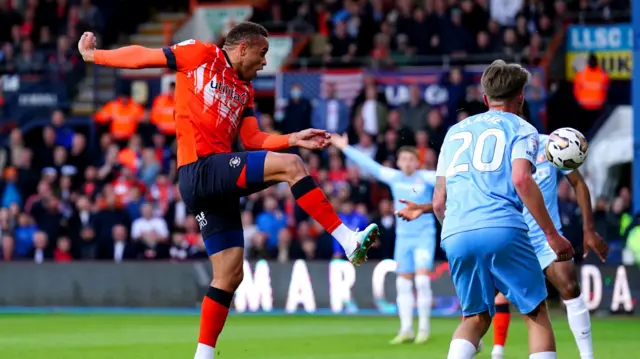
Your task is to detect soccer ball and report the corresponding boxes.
[544,128,588,170]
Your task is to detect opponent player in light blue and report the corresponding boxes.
[331,134,436,344]
[399,60,574,359]
[401,132,610,359]
[489,132,609,359]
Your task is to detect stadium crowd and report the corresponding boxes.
[0,0,633,263]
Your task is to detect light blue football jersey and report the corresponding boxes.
[524,134,572,241]
[342,146,437,242]
[436,110,539,239]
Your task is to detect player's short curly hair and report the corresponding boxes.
[481,60,531,102]
[224,21,269,47]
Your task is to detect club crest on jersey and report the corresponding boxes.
[229,156,242,168]
[537,153,547,163]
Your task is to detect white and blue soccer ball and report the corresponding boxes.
[544,127,588,171]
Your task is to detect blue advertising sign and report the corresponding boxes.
[566,24,633,80]
[1,75,69,124]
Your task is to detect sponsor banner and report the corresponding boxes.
[277,67,544,108]
[0,74,69,123]
[0,261,635,315]
[368,67,545,108]
[221,260,459,315]
[566,24,633,80]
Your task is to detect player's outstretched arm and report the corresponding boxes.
[331,133,399,184]
[78,32,170,69]
[239,116,330,151]
[566,170,609,261]
[395,199,434,221]
[512,159,574,261]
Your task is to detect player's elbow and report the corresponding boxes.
[512,169,534,195]
[433,197,445,217]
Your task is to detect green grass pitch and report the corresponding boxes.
[0,313,638,358]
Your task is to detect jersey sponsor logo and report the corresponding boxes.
[229,156,242,168]
[195,212,208,229]
[209,80,249,105]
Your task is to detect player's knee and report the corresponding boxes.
[281,154,307,181]
[558,280,581,300]
[524,300,547,320]
[464,312,492,333]
[213,266,244,292]
[495,292,508,305]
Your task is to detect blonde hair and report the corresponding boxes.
[481,60,531,102]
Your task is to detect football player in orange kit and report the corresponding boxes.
[78,22,380,359]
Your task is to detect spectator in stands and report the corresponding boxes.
[399,85,429,133]
[138,148,160,188]
[48,35,79,75]
[1,234,15,261]
[281,83,311,135]
[38,26,55,52]
[94,89,145,145]
[311,82,349,134]
[54,235,72,262]
[425,109,446,151]
[104,224,135,261]
[442,8,474,56]
[16,39,44,74]
[573,53,609,136]
[355,85,387,136]
[14,212,36,258]
[131,202,169,259]
[150,82,176,138]
[76,225,98,259]
[256,196,287,251]
[77,0,103,33]
[2,166,21,208]
[31,230,50,263]
[326,20,357,66]
[51,110,74,149]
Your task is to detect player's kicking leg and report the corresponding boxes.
[259,151,379,264]
[545,258,594,359]
[491,293,511,359]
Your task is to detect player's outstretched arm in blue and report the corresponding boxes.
[331,133,399,184]
[565,170,609,261]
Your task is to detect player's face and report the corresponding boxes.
[397,151,418,175]
[241,36,269,80]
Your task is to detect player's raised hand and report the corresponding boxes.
[547,232,575,262]
[290,129,330,150]
[395,199,426,221]
[78,32,97,62]
[583,230,609,262]
[330,133,349,150]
